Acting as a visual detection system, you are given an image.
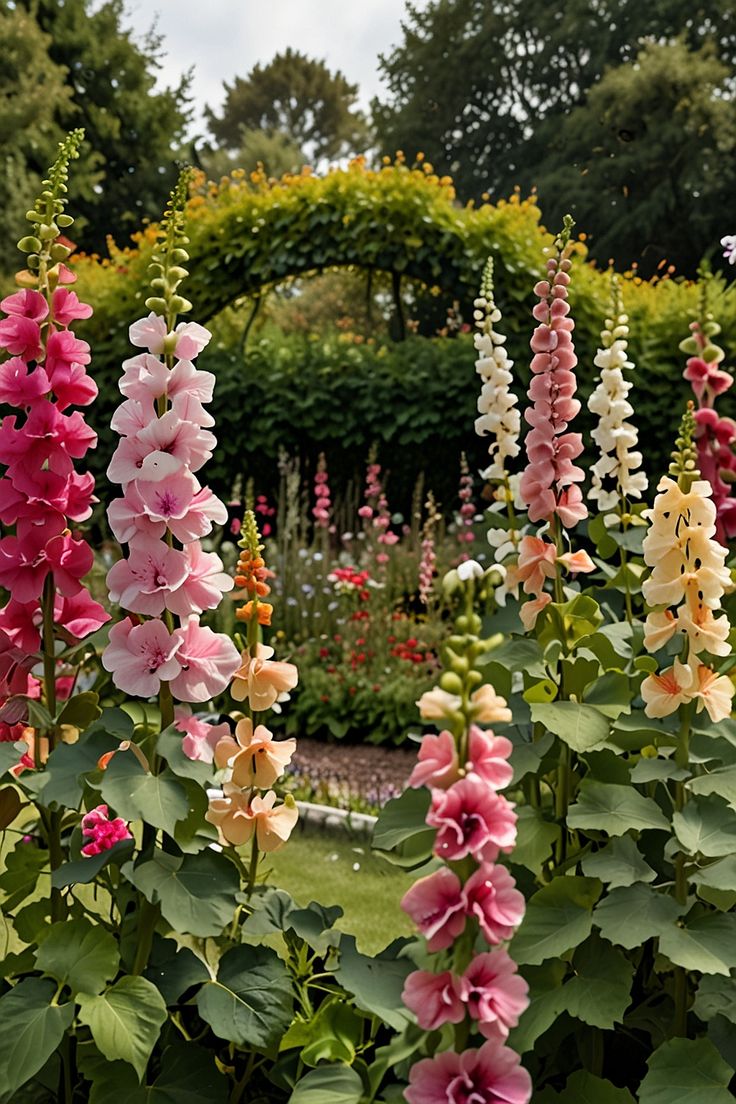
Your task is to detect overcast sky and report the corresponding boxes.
[126,0,425,139]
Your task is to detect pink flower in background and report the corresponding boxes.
[402,969,465,1030]
[459,950,529,1039]
[427,775,517,862]
[400,866,466,952]
[102,617,182,697]
[80,804,132,857]
[169,618,240,702]
[174,705,230,763]
[405,1041,532,1104]
[463,863,526,945]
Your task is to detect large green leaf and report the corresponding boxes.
[280,998,363,1066]
[582,671,633,720]
[335,935,413,1031]
[511,806,560,872]
[146,1044,228,1103]
[196,944,293,1048]
[567,781,669,835]
[100,755,188,835]
[372,786,431,851]
[687,766,736,808]
[35,917,119,995]
[288,1065,365,1104]
[581,835,656,888]
[630,757,690,784]
[693,975,736,1024]
[156,725,214,786]
[508,729,555,783]
[672,796,736,857]
[658,913,736,976]
[144,936,210,1005]
[52,837,134,888]
[124,848,239,938]
[509,877,602,965]
[691,855,736,892]
[593,884,685,948]
[0,845,48,909]
[508,962,567,1054]
[538,1071,636,1103]
[0,978,74,1099]
[638,1037,734,1104]
[562,933,633,1029]
[530,702,610,753]
[77,976,167,1081]
[0,740,28,781]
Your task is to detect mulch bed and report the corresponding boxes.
[290,737,418,808]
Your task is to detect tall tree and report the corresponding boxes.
[374,0,736,270]
[206,50,370,163]
[9,0,191,254]
[535,40,736,274]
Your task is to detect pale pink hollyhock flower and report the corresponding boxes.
[1,288,49,322]
[230,643,299,710]
[215,716,297,788]
[467,726,513,789]
[427,776,517,862]
[129,312,168,354]
[107,432,183,484]
[402,969,464,1030]
[107,484,167,543]
[405,1040,532,1104]
[110,396,157,437]
[171,390,215,429]
[167,358,216,403]
[137,470,197,526]
[206,785,298,849]
[51,287,93,325]
[409,730,459,789]
[170,486,229,543]
[173,322,212,360]
[470,685,513,724]
[102,617,182,697]
[400,866,466,952]
[174,705,230,763]
[520,592,552,631]
[135,410,216,474]
[81,804,132,857]
[166,541,233,616]
[119,353,170,401]
[463,863,525,945]
[459,950,529,1040]
[106,536,189,616]
[169,618,240,703]
[0,358,51,406]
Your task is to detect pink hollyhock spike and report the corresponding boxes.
[0,513,68,602]
[408,730,460,790]
[427,775,517,862]
[102,617,182,697]
[107,485,167,544]
[405,1041,532,1104]
[119,353,170,401]
[0,359,51,406]
[463,863,526,944]
[110,396,157,437]
[129,312,168,354]
[467,726,514,789]
[165,542,234,617]
[0,288,48,322]
[401,969,465,1031]
[173,321,211,360]
[459,950,530,1039]
[134,410,216,474]
[169,617,240,703]
[174,705,230,763]
[49,362,98,411]
[167,359,216,403]
[55,591,110,639]
[0,315,42,359]
[45,328,91,375]
[44,530,94,596]
[400,866,466,952]
[51,288,93,326]
[106,536,189,616]
[0,599,43,652]
[80,804,132,857]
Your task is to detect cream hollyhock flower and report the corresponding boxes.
[641,658,695,717]
[588,291,648,513]
[473,261,520,483]
[690,662,735,723]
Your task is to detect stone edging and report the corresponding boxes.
[296,800,377,835]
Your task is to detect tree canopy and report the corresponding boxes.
[206,49,370,163]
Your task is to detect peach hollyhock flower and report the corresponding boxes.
[676,605,731,657]
[215,717,296,788]
[641,658,694,718]
[405,1041,532,1104]
[206,784,298,849]
[401,969,465,1031]
[469,684,513,724]
[557,549,595,575]
[520,592,552,632]
[516,535,557,595]
[417,687,462,721]
[690,662,735,723]
[230,643,298,711]
[643,609,678,652]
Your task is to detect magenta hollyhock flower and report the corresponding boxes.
[401,866,467,952]
[174,705,230,763]
[45,328,91,375]
[427,776,517,863]
[0,288,49,322]
[0,358,51,406]
[0,514,92,603]
[55,591,110,639]
[463,863,526,945]
[405,1040,532,1104]
[80,804,132,857]
[102,617,182,697]
[459,950,529,1040]
[106,536,189,616]
[51,287,93,325]
[409,730,460,790]
[0,314,43,359]
[169,618,240,703]
[402,969,465,1030]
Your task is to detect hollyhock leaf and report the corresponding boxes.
[56,691,102,730]
[510,876,602,965]
[508,728,555,783]
[289,1064,364,1104]
[52,837,134,889]
[561,933,633,1029]
[142,1043,228,1103]
[335,935,413,1030]
[76,1044,141,1103]
[100,755,188,836]
[196,944,293,1048]
[691,855,736,893]
[241,887,296,935]
[171,779,217,854]
[567,780,670,835]
[630,758,690,784]
[124,848,239,937]
[530,701,611,753]
[508,961,567,1053]
[658,913,736,976]
[511,805,560,872]
[288,902,344,951]
[37,728,126,810]
[77,976,167,1081]
[693,975,736,1024]
[372,785,431,851]
[0,846,47,910]
[593,884,685,949]
[35,917,119,995]
[581,836,656,888]
[687,766,736,809]
[542,1071,636,1102]
[144,936,210,1006]
[0,739,28,780]
[638,1037,733,1104]
[0,979,74,1098]
[672,796,736,857]
[156,724,213,785]
[0,785,21,829]
[583,671,633,719]
[281,998,363,1066]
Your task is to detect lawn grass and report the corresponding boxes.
[265,825,415,954]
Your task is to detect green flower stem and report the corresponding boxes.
[554,741,570,867]
[672,704,693,1036]
[618,544,634,625]
[245,832,259,899]
[131,897,160,976]
[41,575,67,921]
